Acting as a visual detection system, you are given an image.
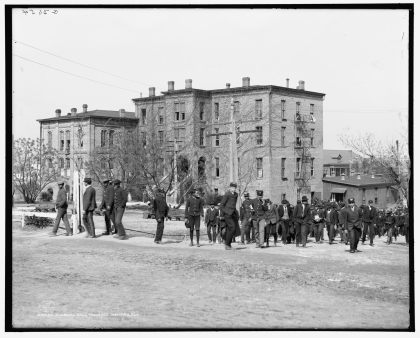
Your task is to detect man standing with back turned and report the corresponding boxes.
[82,177,97,238]
[219,183,239,250]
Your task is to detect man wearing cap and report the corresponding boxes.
[361,200,377,246]
[219,183,239,250]
[239,192,254,245]
[343,198,363,253]
[337,202,347,244]
[264,199,279,246]
[324,203,338,244]
[293,196,311,247]
[251,190,268,248]
[82,178,97,238]
[312,204,325,244]
[384,210,396,244]
[288,201,298,244]
[49,180,72,237]
[204,200,219,244]
[278,199,292,245]
[185,189,204,247]
[100,178,116,235]
[113,179,128,240]
[153,188,169,244]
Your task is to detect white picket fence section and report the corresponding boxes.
[12,210,78,233]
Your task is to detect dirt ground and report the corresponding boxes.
[11,211,411,329]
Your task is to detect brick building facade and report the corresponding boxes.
[133,77,325,204]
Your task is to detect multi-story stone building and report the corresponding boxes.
[37,105,138,197]
[133,77,325,204]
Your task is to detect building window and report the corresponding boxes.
[215,128,219,146]
[311,158,315,177]
[375,187,378,204]
[180,102,186,120]
[109,130,114,147]
[65,158,70,169]
[214,188,219,195]
[200,102,204,121]
[59,158,64,169]
[236,126,240,145]
[330,167,336,176]
[47,131,52,148]
[158,131,164,145]
[65,130,70,151]
[281,193,286,201]
[101,130,106,147]
[158,107,164,125]
[78,129,84,148]
[310,129,314,146]
[281,158,286,178]
[297,188,301,200]
[48,158,52,169]
[386,186,390,202]
[159,158,165,176]
[101,158,107,170]
[214,103,219,120]
[296,102,300,114]
[281,127,285,146]
[234,101,240,115]
[310,104,314,119]
[77,157,83,169]
[174,128,185,145]
[108,159,113,170]
[256,126,262,145]
[141,132,146,147]
[257,158,263,178]
[255,99,262,119]
[296,158,301,177]
[281,100,286,120]
[141,109,147,125]
[362,188,366,204]
[60,131,64,150]
[215,157,220,177]
[199,128,205,146]
[174,103,180,121]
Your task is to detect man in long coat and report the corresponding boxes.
[251,190,268,248]
[293,196,311,248]
[343,198,363,253]
[219,182,239,250]
[82,177,97,238]
[100,178,116,235]
[362,199,377,246]
[278,199,293,245]
[185,189,204,247]
[49,180,72,236]
[153,188,169,244]
[324,202,338,244]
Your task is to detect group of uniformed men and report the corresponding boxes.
[49,177,129,240]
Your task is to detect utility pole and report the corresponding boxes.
[173,139,179,204]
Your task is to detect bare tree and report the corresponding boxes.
[13,138,61,203]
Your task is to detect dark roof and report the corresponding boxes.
[37,110,137,122]
[322,174,392,187]
[323,149,356,165]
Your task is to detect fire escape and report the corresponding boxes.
[294,108,315,198]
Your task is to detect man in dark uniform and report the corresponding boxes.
[82,177,97,238]
[205,200,218,244]
[264,199,279,247]
[219,183,239,250]
[239,192,254,245]
[343,198,363,253]
[153,188,169,244]
[312,204,325,244]
[113,179,128,240]
[278,199,292,245]
[185,189,204,247]
[385,210,396,244]
[49,180,72,237]
[251,190,267,248]
[293,196,311,248]
[288,201,297,244]
[362,200,377,246]
[324,203,338,244]
[100,178,116,235]
[337,202,347,244]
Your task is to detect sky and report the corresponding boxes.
[11,7,409,151]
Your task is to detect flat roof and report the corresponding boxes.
[322,174,393,187]
[37,110,137,122]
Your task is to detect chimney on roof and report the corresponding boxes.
[119,109,125,118]
[286,78,289,88]
[371,173,375,178]
[82,104,88,113]
[242,77,250,87]
[226,83,231,89]
[149,87,155,97]
[139,93,142,98]
[168,81,174,91]
[185,79,192,89]
[299,80,305,90]
[55,109,61,118]
[357,173,361,179]
[71,108,77,116]
[341,173,345,181]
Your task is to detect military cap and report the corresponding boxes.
[348,198,355,203]
[230,182,237,188]
[102,178,110,183]
[360,205,365,209]
[244,192,250,197]
[256,190,263,197]
[113,179,121,185]
[302,196,308,202]
[84,177,92,184]
[57,180,65,185]
[265,198,272,204]
[368,200,373,203]
[282,199,288,205]
[209,200,215,205]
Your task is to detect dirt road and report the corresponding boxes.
[11,216,410,329]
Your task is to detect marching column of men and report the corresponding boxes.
[48,179,409,250]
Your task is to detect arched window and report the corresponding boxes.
[101,130,107,147]
[77,157,83,169]
[60,131,64,151]
[65,158,70,169]
[59,158,64,169]
[65,130,70,150]
[109,130,115,146]
[198,157,206,179]
[78,128,84,149]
